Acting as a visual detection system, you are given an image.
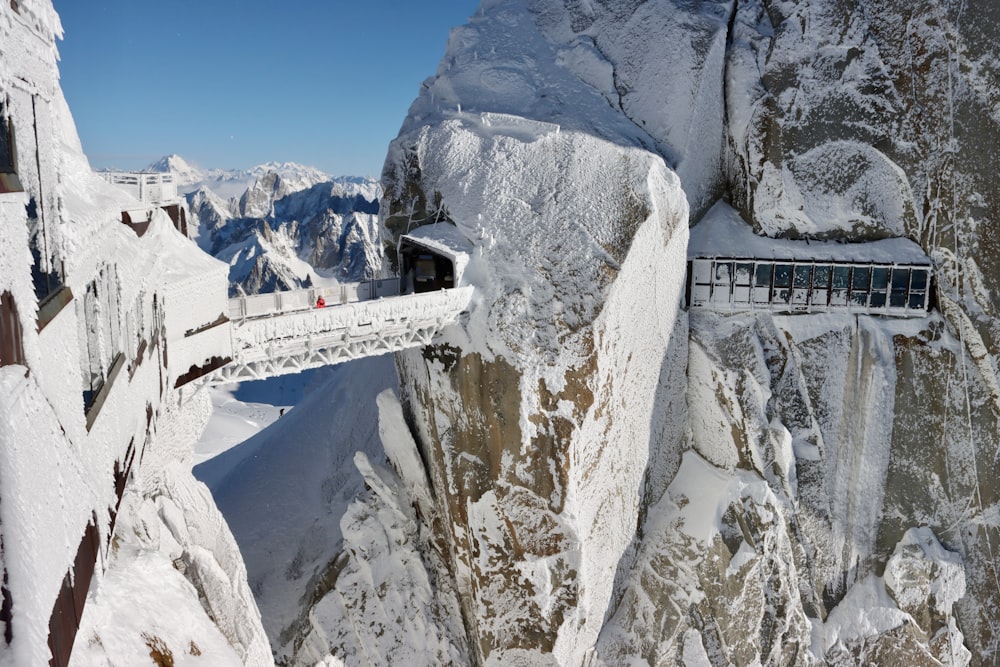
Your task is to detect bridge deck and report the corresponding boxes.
[205,286,474,384]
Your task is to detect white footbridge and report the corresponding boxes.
[163,227,478,388]
[202,279,474,385]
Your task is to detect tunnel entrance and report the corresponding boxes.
[398,227,469,295]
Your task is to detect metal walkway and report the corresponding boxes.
[204,283,474,385]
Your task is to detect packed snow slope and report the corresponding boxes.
[194,357,469,665]
[358,0,999,665]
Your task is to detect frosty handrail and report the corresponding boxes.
[205,286,475,384]
[228,277,402,320]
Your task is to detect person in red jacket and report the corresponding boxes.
[316,295,326,308]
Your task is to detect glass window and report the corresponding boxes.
[691,259,712,285]
[714,262,733,285]
[851,291,868,307]
[774,264,792,288]
[832,265,850,289]
[852,266,871,291]
[910,269,928,291]
[0,102,23,194]
[793,264,812,288]
[871,267,890,290]
[813,265,831,288]
[691,285,710,305]
[735,263,753,286]
[891,268,910,291]
[908,291,926,310]
[755,263,772,287]
[0,104,14,173]
[869,291,887,308]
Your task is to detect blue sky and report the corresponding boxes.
[53,1,479,177]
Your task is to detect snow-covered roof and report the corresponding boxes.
[689,201,931,265]
[399,223,471,282]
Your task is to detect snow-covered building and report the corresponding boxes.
[99,171,189,237]
[687,203,934,316]
[398,223,471,294]
[0,3,234,664]
[99,171,178,206]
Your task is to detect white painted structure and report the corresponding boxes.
[208,285,473,384]
[228,278,402,320]
[210,230,475,384]
[99,171,178,205]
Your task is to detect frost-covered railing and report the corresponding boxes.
[99,171,178,205]
[688,258,933,317]
[228,278,402,320]
[206,286,473,384]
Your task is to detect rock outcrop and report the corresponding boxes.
[368,0,1000,665]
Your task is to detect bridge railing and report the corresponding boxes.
[228,278,402,321]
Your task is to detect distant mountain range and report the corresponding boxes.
[145,154,380,202]
[141,154,385,296]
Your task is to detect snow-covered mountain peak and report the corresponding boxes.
[142,154,380,204]
[246,160,330,183]
[145,153,204,185]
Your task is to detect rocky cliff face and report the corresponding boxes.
[387,125,690,665]
[715,1,1000,662]
[368,0,1000,665]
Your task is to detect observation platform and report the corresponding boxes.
[687,203,933,317]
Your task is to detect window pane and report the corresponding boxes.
[0,105,13,173]
[813,265,831,288]
[811,288,829,307]
[774,264,792,287]
[832,266,850,289]
[735,263,753,286]
[869,291,887,308]
[891,268,910,291]
[910,269,928,291]
[714,262,733,284]
[890,290,907,308]
[755,263,772,287]
[691,259,712,285]
[871,267,890,290]
[852,266,871,290]
[851,291,868,306]
[691,285,711,306]
[908,291,926,309]
[793,264,812,288]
